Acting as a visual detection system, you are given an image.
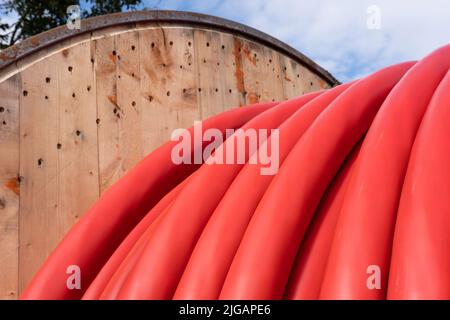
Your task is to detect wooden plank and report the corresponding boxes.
[19,41,99,292]
[19,57,60,292]
[0,75,20,299]
[279,55,300,99]
[96,31,144,193]
[56,41,99,234]
[194,29,225,119]
[139,27,199,154]
[239,38,264,105]
[260,47,285,102]
[94,36,118,194]
[115,31,143,178]
[218,33,246,109]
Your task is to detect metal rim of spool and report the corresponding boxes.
[0,10,339,85]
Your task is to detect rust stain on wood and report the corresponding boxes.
[108,52,116,64]
[242,47,256,66]
[4,177,19,196]
[233,38,245,96]
[246,92,259,104]
[318,78,326,89]
[107,94,118,107]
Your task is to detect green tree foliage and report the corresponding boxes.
[87,0,144,16]
[0,0,142,48]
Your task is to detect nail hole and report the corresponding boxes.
[206,42,210,47]
[0,107,4,112]
[91,58,94,63]
[310,82,313,86]
[23,90,28,96]
[188,41,191,46]
[297,74,300,78]
[229,89,232,93]
[45,77,51,83]
[2,121,6,125]
[151,42,155,48]
[269,59,272,63]
[215,88,218,92]
[112,50,117,56]
[37,158,43,166]
[57,143,62,149]
[198,88,202,92]
[182,88,186,93]
[68,66,73,72]
[72,92,76,98]
[169,41,173,46]
[221,45,225,49]
[96,118,100,124]
[45,95,48,100]
[148,95,153,102]
[76,130,81,136]
[131,45,135,50]
[131,73,135,77]
[166,91,170,96]
[131,101,136,106]
[87,85,91,91]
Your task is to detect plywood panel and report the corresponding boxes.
[0,75,20,299]
[139,27,199,154]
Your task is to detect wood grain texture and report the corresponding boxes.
[0,75,20,299]
[195,29,226,119]
[19,58,60,292]
[139,27,199,154]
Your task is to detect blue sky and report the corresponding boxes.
[3,0,450,82]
